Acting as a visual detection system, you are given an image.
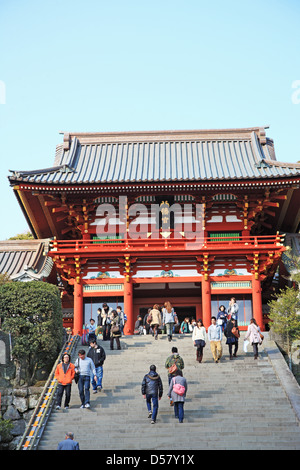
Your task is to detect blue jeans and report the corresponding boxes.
[91,366,103,390]
[78,375,91,405]
[166,323,174,338]
[174,402,184,422]
[146,395,159,422]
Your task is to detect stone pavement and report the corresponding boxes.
[37,331,300,450]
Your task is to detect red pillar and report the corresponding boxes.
[252,275,264,331]
[201,277,211,329]
[196,302,202,321]
[123,280,134,335]
[73,280,83,336]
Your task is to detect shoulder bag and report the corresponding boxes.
[231,327,240,338]
[74,358,80,384]
[172,377,185,396]
[168,357,178,375]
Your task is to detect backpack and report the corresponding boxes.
[172,377,185,396]
[81,332,89,346]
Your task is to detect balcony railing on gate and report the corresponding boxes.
[48,233,285,254]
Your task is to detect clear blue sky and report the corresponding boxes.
[0,0,299,240]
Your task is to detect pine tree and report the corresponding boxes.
[268,253,300,369]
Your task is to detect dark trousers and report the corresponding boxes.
[253,342,259,357]
[195,339,205,362]
[110,336,121,350]
[56,383,71,408]
[228,341,238,356]
[146,394,159,422]
[174,402,184,422]
[103,325,110,341]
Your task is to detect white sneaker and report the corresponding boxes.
[85,403,90,408]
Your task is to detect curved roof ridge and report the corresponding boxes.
[263,159,300,169]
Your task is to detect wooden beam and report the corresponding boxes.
[52,206,69,213]
[38,195,58,238]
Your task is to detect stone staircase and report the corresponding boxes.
[37,332,300,450]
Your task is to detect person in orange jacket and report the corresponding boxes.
[55,353,75,410]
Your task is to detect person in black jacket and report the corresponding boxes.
[141,365,163,424]
[87,340,106,392]
[224,318,239,359]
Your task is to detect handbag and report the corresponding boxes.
[172,377,185,396]
[111,324,120,334]
[243,340,249,352]
[231,327,240,338]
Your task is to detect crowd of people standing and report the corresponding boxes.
[134,297,263,364]
[134,301,198,340]
[83,298,263,363]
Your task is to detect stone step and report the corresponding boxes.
[36,333,300,450]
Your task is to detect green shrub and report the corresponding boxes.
[0,418,13,442]
[0,281,63,384]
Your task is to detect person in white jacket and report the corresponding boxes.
[228,297,239,324]
[244,318,263,359]
[192,319,207,363]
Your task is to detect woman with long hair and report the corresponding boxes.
[244,318,263,359]
[162,301,176,342]
[149,304,162,340]
[192,319,207,363]
[224,318,239,359]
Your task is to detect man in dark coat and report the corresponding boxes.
[87,340,106,392]
[141,365,163,424]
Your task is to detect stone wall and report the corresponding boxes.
[0,331,43,450]
[0,385,43,450]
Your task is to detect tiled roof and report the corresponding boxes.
[0,239,53,281]
[8,127,300,185]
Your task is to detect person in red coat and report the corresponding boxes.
[55,353,75,410]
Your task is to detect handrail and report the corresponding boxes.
[49,234,285,253]
[17,334,80,450]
